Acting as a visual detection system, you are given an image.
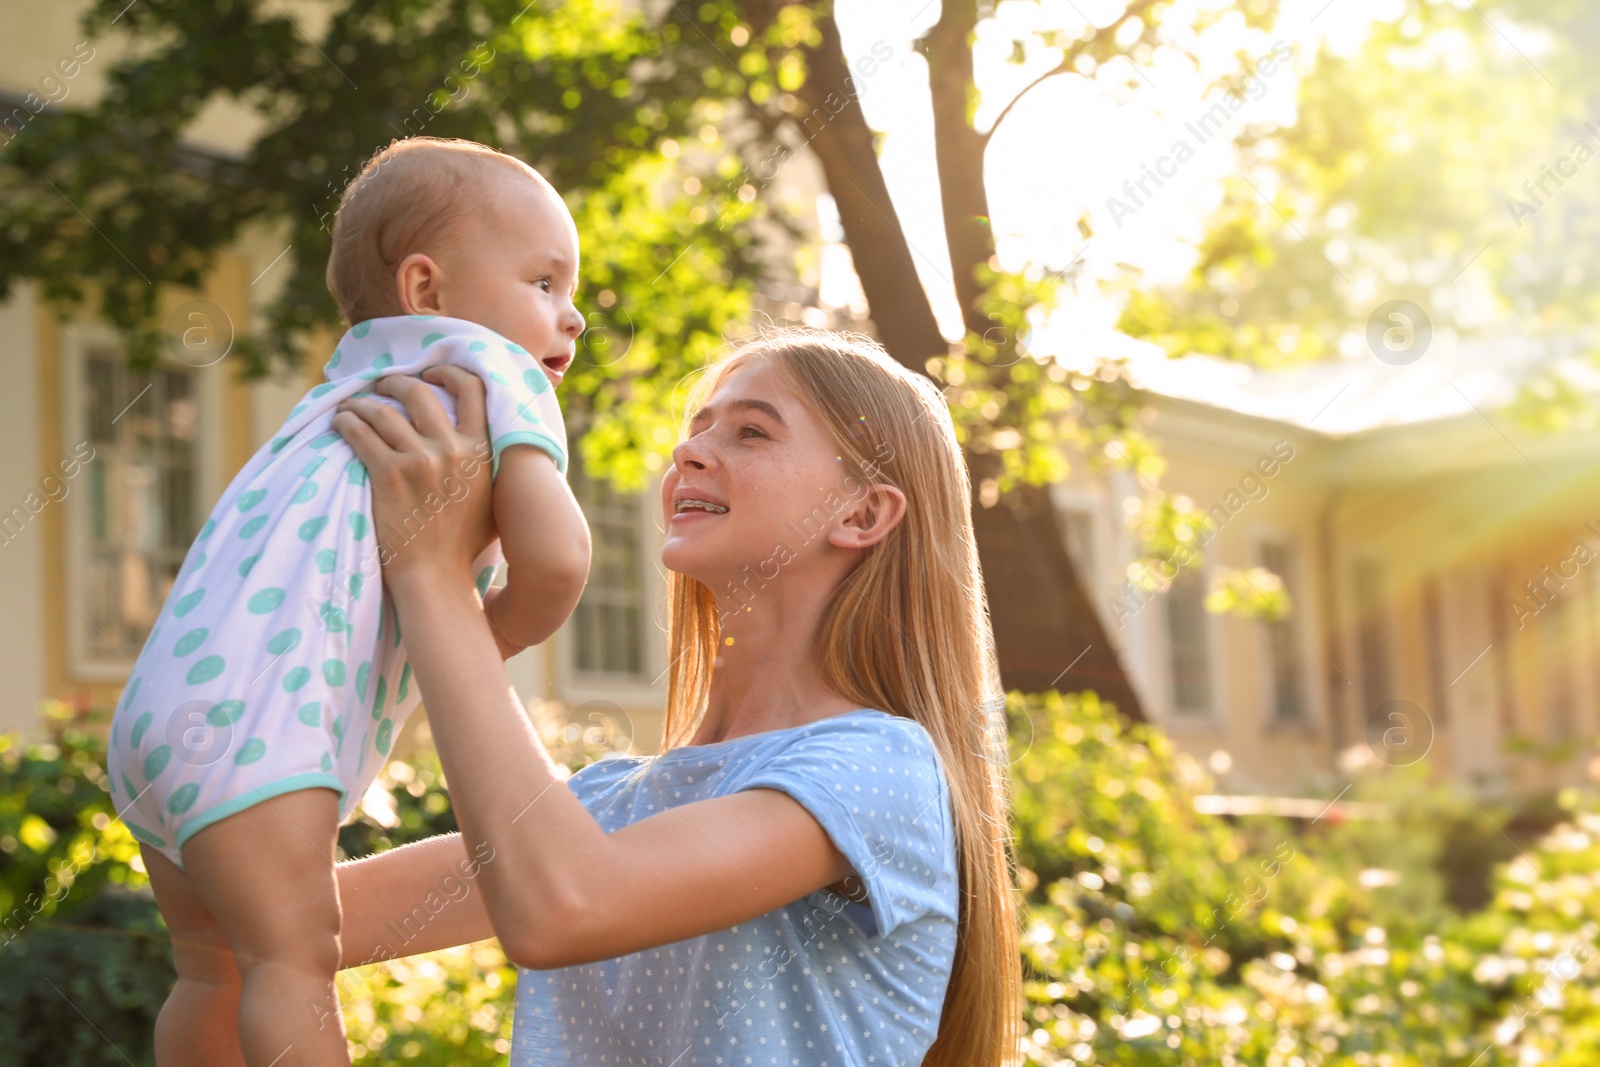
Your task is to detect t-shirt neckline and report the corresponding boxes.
[651,707,890,758]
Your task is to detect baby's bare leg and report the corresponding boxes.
[181,787,349,1067]
[143,844,247,1067]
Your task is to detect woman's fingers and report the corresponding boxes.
[424,365,489,450]
[338,388,426,456]
[376,371,457,443]
[330,408,391,474]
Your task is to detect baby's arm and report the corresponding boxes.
[481,444,591,658]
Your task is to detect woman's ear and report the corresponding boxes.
[828,483,908,551]
[395,252,447,315]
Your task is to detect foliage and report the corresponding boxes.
[16,693,1600,1062]
[1114,0,1598,371]
[0,0,776,494]
[1004,688,1600,1066]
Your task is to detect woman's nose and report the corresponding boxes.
[672,435,711,471]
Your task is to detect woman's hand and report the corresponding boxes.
[331,366,497,591]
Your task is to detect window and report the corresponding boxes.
[1487,568,1519,737]
[1352,557,1392,725]
[74,344,204,672]
[1421,575,1449,725]
[568,447,647,680]
[1540,592,1578,744]
[1259,537,1306,723]
[1164,570,1213,716]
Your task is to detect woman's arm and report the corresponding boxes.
[337,832,498,968]
[331,369,856,970]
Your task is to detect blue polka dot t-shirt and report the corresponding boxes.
[511,708,959,1067]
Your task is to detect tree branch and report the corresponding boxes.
[979,0,1164,149]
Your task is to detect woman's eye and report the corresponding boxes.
[739,425,767,439]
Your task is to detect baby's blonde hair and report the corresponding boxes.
[324,137,552,326]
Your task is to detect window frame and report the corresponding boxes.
[1252,526,1312,729]
[1160,557,1224,726]
[58,319,227,683]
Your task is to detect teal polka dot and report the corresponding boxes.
[284,666,311,693]
[124,674,142,707]
[311,381,338,398]
[130,711,153,748]
[197,519,216,541]
[332,716,344,741]
[189,550,207,569]
[523,368,550,395]
[238,554,260,578]
[357,353,394,381]
[187,655,225,685]
[348,573,364,600]
[297,701,322,726]
[398,662,412,702]
[292,481,319,505]
[507,342,529,355]
[266,628,301,656]
[475,565,495,597]
[121,775,140,803]
[488,370,509,387]
[144,745,172,780]
[355,661,370,702]
[290,402,308,419]
[374,718,394,755]
[173,627,208,657]
[327,347,343,370]
[235,738,266,765]
[421,333,445,348]
[207,700,245,726]
[172,589,204,617]
[321,752,334,772]
[315,548,337,574]
[345,459,367,486]
[323,658,346,686]
[393,608,402,647]
[311,431,341,449]
[125,822,168,849]
[167,783,200,815]
[239,515,268,538]
[302,456,326,477]
[269,436,292,455]
[237,489,268,512]
[319,601,348,633]
[468,340,487,353]
[347,513,369,540]
[247,588,285,614]
[372,676,388,718]
[352,320,371,338]
[409,314,437,321]
[298,516,329,541]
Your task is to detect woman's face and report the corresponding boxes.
[660,359,856,595]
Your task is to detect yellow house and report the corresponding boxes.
[1053,339,1600,798]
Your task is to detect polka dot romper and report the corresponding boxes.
[106,314,567,868]
[511,710,960,1067]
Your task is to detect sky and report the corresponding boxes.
[821,0,1434,358]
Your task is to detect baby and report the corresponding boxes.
[105,137,592,1066]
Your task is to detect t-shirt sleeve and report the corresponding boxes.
[438,333,568,480]
[739,714,954,943]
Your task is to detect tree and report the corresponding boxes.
[1,0,1295,720]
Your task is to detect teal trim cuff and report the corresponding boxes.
[491,431,567,479]
[171,772,349,867]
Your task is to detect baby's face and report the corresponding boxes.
[429,173,584,387]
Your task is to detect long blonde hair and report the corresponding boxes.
[660,327,1024,1067]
